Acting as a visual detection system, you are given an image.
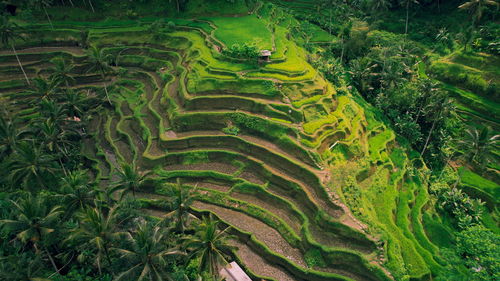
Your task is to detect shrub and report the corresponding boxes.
[222,123,240,135]
[223,43,260,60]
[304,248,327,268]
[166,21,176,31]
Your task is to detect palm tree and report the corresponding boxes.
[400,0,419,34]
[67,206,122,275]
[33,0,54,30]
[5,141,58,189]
[112,163,151,199]
[349,58,377,93]
[0,16,30,85]
[380,62,406,90]
[49,57,75,89]
[34,119,78,156]
[162,179,197,233]
[0,111,27,158]
[59,90,89,118]
[37,98,68,125]
[0,194,63,273]
[420,94,455,155]
[369,0,392,13]
[0,252,50,281]
[114,221,185,281]
[459,127,499,165]
[183,215,235,276]
[459,0,499,26]
[25,77,61,100]
[58,170,98,218]
[87,45,113,105]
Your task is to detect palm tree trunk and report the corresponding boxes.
[59,158,68,176]
[340,36,345,64]
[104,246,113,268]
[405,0,409,34]
[12,44,30,85]
[101,72,112,105]
[176,0,180,13]
[88,0,95,13]
[43,7,54,30]
[421,116,437,156]
[43,244,60,275]
[69,0,74,6]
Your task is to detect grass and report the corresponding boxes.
[458,167,500,200]
[208,15,273,50]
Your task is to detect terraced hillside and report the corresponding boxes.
[0,6,448,281]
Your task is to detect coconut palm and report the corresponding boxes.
[0,16,30,84]
[0,194,63,273]
[87,45,113,105]
[49,57,75,89]
[25,77,61,100]
[349,58,377,93]
[0,111,27,158]
[68,206,122,275]
[5,141,58,189]
[161,179,197,233]
[380,62,406,90]
[36,98,68,126]
[183,215,235,276]
[34,119,79,157]
[400,0,419,34]
[0,252,50,281]
[369,0,392,13]
[33,0,54,30]
[459,127,499,165]
[459,0,499,26]
[114,221,185,281]
[420,94,455,155]
[57,170,98,218]
[112,163,151,199]
[59,90,90,118]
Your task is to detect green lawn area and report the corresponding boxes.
[458,167,500,200]
[208,15,273,50]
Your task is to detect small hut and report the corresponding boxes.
[259,50,272,62]
[219,262,252,281]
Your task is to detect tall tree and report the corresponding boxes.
[32,0,54,30]
[25,77,61,100]
[162,179,197,233]
[459,126,499,166]
[0,110,27,158]
[49,57,75,89]
[5,141,58,189]
[458,0,499,26]
[68,206,122,275]
[58,170,98,218]
[114,221,185,281]
[87,45,113,105]
[183,215,235,276]
[421,94,455,156]
[0,16,30,85]
[400,0,419,34]
[112,163,151,199]
[0,194,63,273]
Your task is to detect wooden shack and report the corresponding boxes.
[259,50,272,62]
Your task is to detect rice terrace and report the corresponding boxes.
[0,0,498,281]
